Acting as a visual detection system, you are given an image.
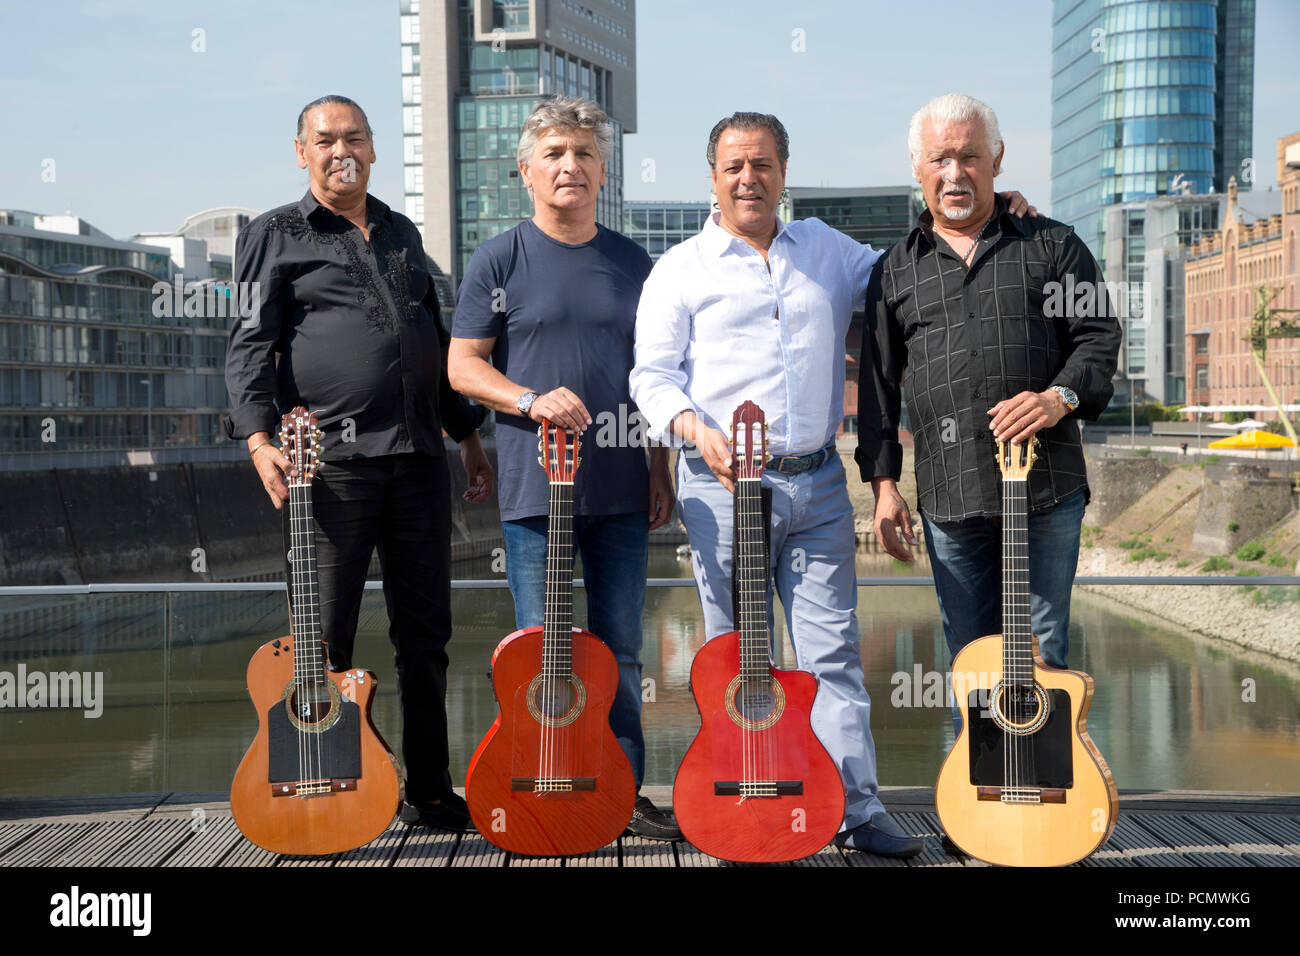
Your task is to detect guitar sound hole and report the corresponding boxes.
[532,677,576,719]
[289,683,334,725]
[735,679,777,722]
[999,685,1040,720]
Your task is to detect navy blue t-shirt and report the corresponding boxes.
[453,219,654,521]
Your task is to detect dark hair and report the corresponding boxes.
[296,95,373,141]
[706,112,789,168]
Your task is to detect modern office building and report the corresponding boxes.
[0,209,235,460]
[1051,0,1255,261]
[1184,134,1300,418]
[787,186,919,251]
[622,201,710,261]
[400,0,638,284]
[1102,192,1221,403]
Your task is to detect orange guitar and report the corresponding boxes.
[231,408,402,855]
[465,420,635,856]
[672,400,845,862]
[934,438,1118,866]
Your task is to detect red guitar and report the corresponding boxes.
[672,401,845,862]
[231,408,402,855]
[464,420,636,856]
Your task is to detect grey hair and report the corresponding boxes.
[907,93,1002,165]
[706,112,789,169]
[296,95,373,141]
[516,96,613,167]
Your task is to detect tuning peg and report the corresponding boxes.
[537,456,543,468]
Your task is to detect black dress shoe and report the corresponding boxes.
[832,811,924,858]
[624,795,682,841]
[400,791,475,832]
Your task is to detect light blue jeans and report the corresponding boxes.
[501,511,648,789]
[675,450,884,830]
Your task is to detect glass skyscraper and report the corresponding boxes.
[400,0,637,285]
[1051,0,1255,261]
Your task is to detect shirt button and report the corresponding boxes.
[972,390,980,398]
[969,349,978,356]
[968,312,975,319]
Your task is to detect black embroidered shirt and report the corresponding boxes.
[224,190,483,460]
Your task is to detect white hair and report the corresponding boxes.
[907,93,1003,166]
[516,96,613,167]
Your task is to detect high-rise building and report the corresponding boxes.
[1102,192,1221,403]
[1051,0,1255,261]
[401,0,637,285]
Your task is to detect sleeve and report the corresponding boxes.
[451,243,505,340]
[426,278,487,443]
[854,259,906,483]
[628,254,695,448]
[833,221,883,311]
[223,223,286,441]
[1049,229,1122,420]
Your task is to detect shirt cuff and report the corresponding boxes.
[854,440,902,483]
[225,403,280,441]
[640,392,695,449]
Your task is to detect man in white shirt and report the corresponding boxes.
[629,112,921,856]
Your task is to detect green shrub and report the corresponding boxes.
[1134,447,1152,457]
[1235,541,1266,561]
[1203,454,1220,464]
[1201,556,1232,572]
[1227,521,1240,533]
[1176,559,1191,568]
[1118,536,1143,550]
[1266,553,1288,568]
[1235,567,1262,577]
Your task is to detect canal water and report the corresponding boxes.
[2,548,1298,797]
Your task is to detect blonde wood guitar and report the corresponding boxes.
[934,438,1117,866]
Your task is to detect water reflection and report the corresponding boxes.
[1,551,1297,796]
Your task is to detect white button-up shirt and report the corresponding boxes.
[630,212,881,457]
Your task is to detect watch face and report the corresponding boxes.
[517,392,536,415]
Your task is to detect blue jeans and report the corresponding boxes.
[921,490,1086,733]
[676,450,885,830]
[501,511,648,789]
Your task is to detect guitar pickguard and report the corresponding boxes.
[966,688,1074,789]
[266,696,363,783]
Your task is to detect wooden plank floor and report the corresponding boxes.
[1,787,1297,868]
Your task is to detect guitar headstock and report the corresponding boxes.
[731,400,767,482]
[537,419,580,483]
[279,407,322,487]
[994,436,1039,481]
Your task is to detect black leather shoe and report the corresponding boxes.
[400,791,475,832]
[833,811,924,858]
[624,795,682,841]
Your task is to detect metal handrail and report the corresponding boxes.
[1,575,1297,596]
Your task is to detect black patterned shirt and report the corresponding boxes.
[224,190,483,460]
[855,196,1121,523]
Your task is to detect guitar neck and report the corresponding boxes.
[1001,477,1033,686]
[543,478,575,679]
[287,482,326,685]
[735,477,769,680]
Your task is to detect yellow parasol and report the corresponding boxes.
[1207,429,1296,450]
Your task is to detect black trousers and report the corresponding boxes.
[284,452,454,804]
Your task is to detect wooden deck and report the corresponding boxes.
[2,787,1297,867]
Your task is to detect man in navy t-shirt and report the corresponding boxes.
[449,96,678,840]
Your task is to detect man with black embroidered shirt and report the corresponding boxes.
[225,95,493,830]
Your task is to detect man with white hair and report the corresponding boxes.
[857,94,1120,720]
[449,96,678,840]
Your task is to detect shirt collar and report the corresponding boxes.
[298,188,392,228]
[700,210,793,256]
[906,193,1028,255]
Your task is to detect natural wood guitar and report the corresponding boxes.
[464,420,635,856]
[934,437,1118,866]
[231,408,402,855]
[672,400,845,862]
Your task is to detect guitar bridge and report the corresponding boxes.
[714,780,803,797]
[270,778,358,798]
[511,777,597,792]
[977,786,1067,804]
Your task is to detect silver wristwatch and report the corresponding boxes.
[1051,385,1079,413]
[516,391,539,417]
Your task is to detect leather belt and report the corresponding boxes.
[766,442,836,475]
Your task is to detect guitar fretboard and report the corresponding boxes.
[542,479,575,679]
[1001,477,1033,686]
[736,477,770,681]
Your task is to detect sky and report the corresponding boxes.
[0,0,1297,240]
